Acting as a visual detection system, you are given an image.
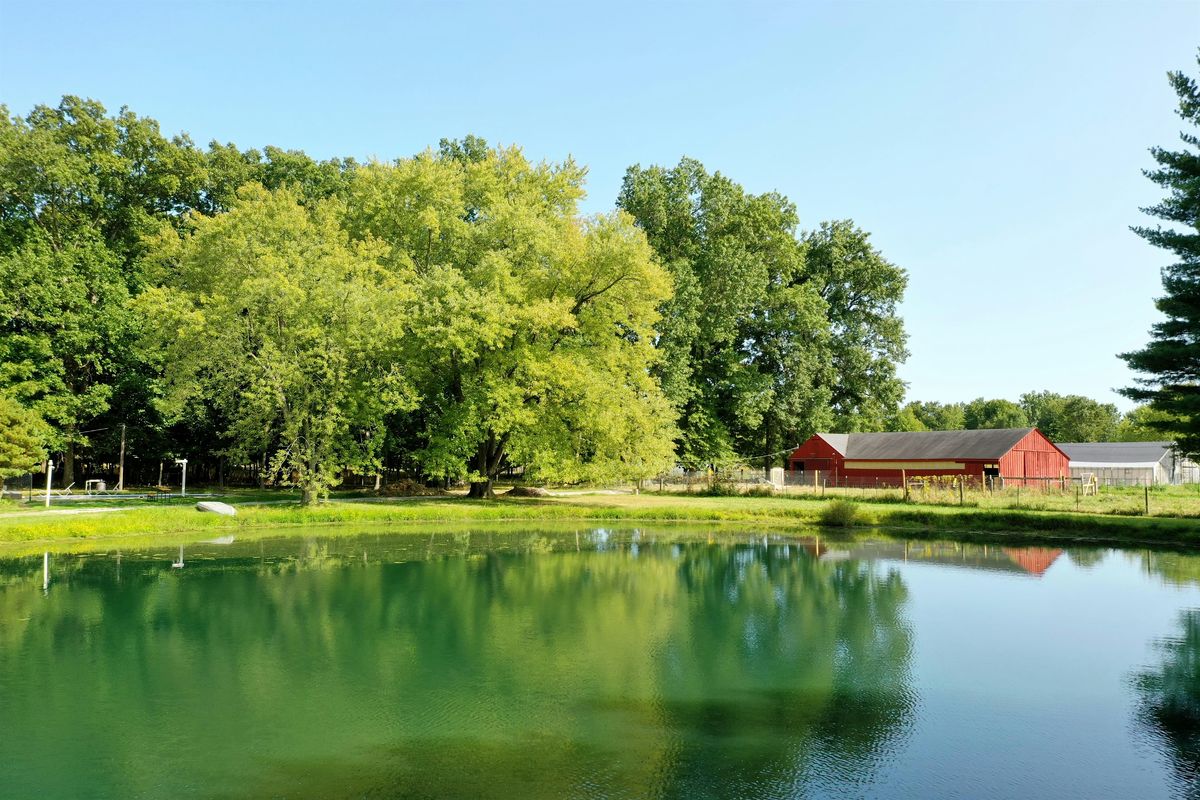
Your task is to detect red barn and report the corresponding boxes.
[787,428,1070,488]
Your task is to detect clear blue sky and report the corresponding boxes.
[2,1,1196,410]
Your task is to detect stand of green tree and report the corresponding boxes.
[5,67,1196,504]
[0,99,912,501]
[889,392,1159,442]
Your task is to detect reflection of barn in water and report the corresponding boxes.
[813,540,1063,577]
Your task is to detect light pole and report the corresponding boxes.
[175,458,188,497]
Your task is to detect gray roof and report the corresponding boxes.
[1057,441,1173,466]
[815,428,1036,460]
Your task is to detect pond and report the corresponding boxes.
[2,526,1200,799]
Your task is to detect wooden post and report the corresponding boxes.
[959,478,964,505]
[902,469,908,502]
[1145,485,1150,516]
[117,423,126,491]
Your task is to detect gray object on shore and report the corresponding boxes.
[196,501,237,516]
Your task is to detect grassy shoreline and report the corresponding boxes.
[1,492,1198,551]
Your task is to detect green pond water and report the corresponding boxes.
[2,526,1200,799]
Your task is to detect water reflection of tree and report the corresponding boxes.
[1134,609,1200,799]
[0,536,916,799]
[659,545,915,796]
[1066,548,1107,570]
[1135,551,1200,590]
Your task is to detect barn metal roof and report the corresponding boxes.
[1057,441,1173,466]
[815,428,1036,460]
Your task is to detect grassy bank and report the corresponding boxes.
[0,491,1198,550]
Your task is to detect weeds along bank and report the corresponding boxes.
[2,492,1199,550]
[680,480,1200,519]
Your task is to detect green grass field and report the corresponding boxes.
[1,486,1198,551]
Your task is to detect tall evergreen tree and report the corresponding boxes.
[1122,53,1200,457]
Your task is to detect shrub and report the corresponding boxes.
[820,499,860,528]
[698,481,741,497]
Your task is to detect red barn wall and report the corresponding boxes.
[787,436,844,474]
[998,429,1070,485]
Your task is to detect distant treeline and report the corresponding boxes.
[890,394,1163,443]
[0,98,911,500]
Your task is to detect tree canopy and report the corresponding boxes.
[139,184,415,503]
[0,98,922,499]
[617,158,907,470]
[350,144,676,496]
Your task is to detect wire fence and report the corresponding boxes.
[646,466,1200,517]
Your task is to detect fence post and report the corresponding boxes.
[959,478,964,505]
[902,469,908,503]
[1145,485,1150,516]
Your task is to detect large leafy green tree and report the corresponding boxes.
[0,394,47,492]
[1122,54,1200,457]
[350,142,676,497]
[138,184,415,504]
[890,400,966,432]
[0,97,207,486]
[618,159,830,468]
[1115,405,1180,442]
[1019,391,1120,442]
[202,143,356,213]
[618,160,908,469]
[963,398,1029,430]
[802,220,908,431]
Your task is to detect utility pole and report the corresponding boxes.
[117,423,126,491]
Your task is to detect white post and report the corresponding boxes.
[176,458,188,497]
[44,460,54,508]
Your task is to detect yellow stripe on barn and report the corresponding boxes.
[842,461,966,470]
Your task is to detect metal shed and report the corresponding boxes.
[787,428,1070,488]
[1057,441,1199,486]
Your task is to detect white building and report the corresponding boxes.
[1058,441,1200,486]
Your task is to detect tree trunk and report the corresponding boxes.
[301,453,320,506]
[764,422,774,480]
[466,430,509,500]
[63,440,75,488]
[467,479,495,499]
